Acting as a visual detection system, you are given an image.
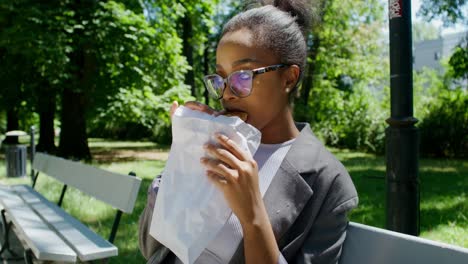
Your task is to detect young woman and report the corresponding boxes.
[139,1,358,263]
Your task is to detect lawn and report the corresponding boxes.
[0,139,466,263]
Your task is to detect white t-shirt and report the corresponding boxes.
[190,138,296,264]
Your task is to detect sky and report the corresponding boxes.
[412,0,467,35]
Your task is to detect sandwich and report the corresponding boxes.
[224,111,248,121]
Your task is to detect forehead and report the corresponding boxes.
[216,28,278,70]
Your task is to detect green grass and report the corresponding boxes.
[331,148,468,247]
[0,142,466,263]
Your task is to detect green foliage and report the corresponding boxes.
[89,1,193,141]
[1,0,203,146]
[447,36,468,81]
[413,67,467,158]
[308,84,387,153]
[418,0,467,26]
[418,0,467,92]
[413,67,445,120]
[295,0,388,153]
[418,88,468,158]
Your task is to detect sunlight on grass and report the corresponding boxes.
[95,160,165,181]
[0,143,467,263]
[88,138,164,149]
[421,223,468,247]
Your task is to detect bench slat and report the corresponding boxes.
[0,187,77,263]
[340,222,468,264]
[33,152,141,213]
[13,185,118,261]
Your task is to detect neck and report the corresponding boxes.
[259,107,299,144]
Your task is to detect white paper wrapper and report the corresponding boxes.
[150,106,261,264]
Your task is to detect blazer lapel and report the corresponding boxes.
[229,123,317,264]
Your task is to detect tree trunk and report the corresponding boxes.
[58,88,90,160]
[203,45,210,105]
[36,91,57,154]
[2,108,19,145]
[301,34,320,107]
[58,0,94,161]
[294,33,320,122]
[181,14,195,96]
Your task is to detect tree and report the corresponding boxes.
[0,0,198,159]
[0,1,75,152]
[418,0,467,26]
[447,35,468,83]
[294,0,388,151]
[418,0,467,85]
[176,0,219,99]
[89,1,194,144]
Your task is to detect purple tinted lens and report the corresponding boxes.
[230,71,252,97]
[206,75,224,97]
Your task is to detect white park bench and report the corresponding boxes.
[340,222,468,264]
[0,152,142,263]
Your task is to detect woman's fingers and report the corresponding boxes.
[200,157,237,182]
[215,133,250,161]
[184,101,218,116]
[203,143,239,170]
[169,101,179,119]
[205,170,229,187]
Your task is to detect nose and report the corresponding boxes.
[222,82,238,101]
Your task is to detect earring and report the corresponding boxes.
[285,87,290,93]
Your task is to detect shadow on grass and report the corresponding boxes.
[341,154,467,238]
[420,199,468,231]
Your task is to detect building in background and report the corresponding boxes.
[413,31,467,72]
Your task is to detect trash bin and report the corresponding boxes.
[3,130,28,178]
[5,144,27,177]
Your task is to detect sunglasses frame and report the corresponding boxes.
[203,64,288,99]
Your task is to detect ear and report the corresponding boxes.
[283,65,300,90]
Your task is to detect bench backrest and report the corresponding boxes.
[32,152,141,213]
[340,222,468,264]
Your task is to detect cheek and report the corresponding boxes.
[243,75,286,128]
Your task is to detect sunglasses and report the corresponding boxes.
[203,64,287,99]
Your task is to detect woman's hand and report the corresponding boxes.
[169,101,226,119]
[201,134,280,263]
[200,133,268,226]
[171,100,279,262]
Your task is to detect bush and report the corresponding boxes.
[418,88,468,158]
[296,82,387,154]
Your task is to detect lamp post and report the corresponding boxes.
[30,126,36,180]
[386,0,420,235]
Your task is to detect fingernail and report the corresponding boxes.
[200,157,206,163]
[216,134,228,141]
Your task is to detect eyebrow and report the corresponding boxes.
[216,58,262,69]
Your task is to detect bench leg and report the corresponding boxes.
[0,209,23,261]
[24,249,34,264]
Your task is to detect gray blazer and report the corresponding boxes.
[139,123,358,264]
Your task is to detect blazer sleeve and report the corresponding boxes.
[138,176,164,260]
[294,171,358,264]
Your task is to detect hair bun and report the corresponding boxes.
[260,0,314,33]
